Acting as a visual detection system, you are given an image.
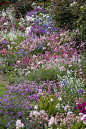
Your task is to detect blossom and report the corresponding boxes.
[30,111,40,117]
[48,116,57,127]
[60,66,66,71]
[81,114,86,125]
[15,119,24,129]
[58,96,62,101]
[34,105,38,110]
[64,105,71,111]
[67,111,73,116]
[78,89,84,94]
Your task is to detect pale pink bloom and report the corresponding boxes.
[60,66,66,71]
[67,111,73,116]
[81,114,86,125]
[64,105,71,111]
[79,113,83,116]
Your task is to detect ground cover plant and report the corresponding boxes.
[0,0,86,128]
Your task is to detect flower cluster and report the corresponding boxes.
[76,100,86,114]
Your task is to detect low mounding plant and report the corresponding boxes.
[13,0,33,18]
[26,67,59,83]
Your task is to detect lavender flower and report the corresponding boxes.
[78,89,84,94]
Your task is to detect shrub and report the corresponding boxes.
[0,1,10,11]
[13,0,33,18]
[50,0,86,47]
[51,0,86,30]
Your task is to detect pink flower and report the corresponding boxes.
[81,114,86,125]
[60,66,66,71]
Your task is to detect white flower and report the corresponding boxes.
[81,114,86,125]
[7,45,12,49]
[39,110,45,115]
[70,1,77,7]
[15,119,24,129]
[37,61,42,65]
[50,98,54,102]
[3,22,8,25]
[55,103,60,108]
[30,111,40,117]
[32,2,36,6]
[58,97,62,101]
[48,116,57,127]
[17,60,21,63]
[34,105,38,110]
[25,26,31,35]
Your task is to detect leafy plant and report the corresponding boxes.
[71,120,86,129]
[13,0,33,18]
[38,92,59,118]
[51,0,86,40]
[0,1,10,11]
[26,67,59,83]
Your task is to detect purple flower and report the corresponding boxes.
[6,122,10,127]
[3,98,8,102]
[25,88,29,92]
[78,89,84,94]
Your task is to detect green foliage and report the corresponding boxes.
[38,92,59,118]
[0,82,7,97]
[71,120,86,129]
[13,0,33,18]
[0,0,9,3]
[26,68,59,83]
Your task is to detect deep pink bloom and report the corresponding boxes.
[76,104,82,109]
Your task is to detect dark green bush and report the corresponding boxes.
[51,0,86,29]
[51,0,86,43]
[13,0,33,18]
[0,1,10,11]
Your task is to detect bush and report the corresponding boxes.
[50,0,86,45]
[13,0,33,18]
[0,1,10,11]
[51,0,86,29]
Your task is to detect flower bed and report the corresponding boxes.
[0,1,86,129]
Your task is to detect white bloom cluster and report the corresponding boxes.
[70,1,78,7]
[15,119,24,129]
[30,110,45,117]
[48,116,57,127]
